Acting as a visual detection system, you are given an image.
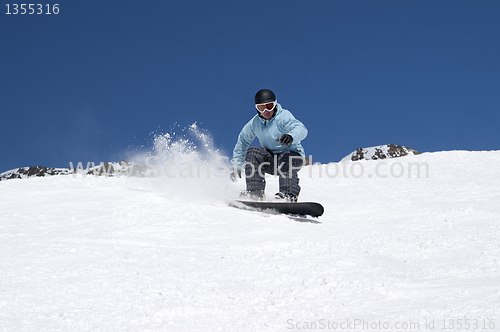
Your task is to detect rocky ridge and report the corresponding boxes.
[2,144,422,181]
[0,162,149,181]
[342,144,421,162]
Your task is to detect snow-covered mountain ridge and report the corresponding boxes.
[0,166,73,180]
[342,144,421,162]
[0,162,143,181]
[1,150,499,331]
[0,146,479,181]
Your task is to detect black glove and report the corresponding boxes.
[276,134,293,147]
[230,169,241,182]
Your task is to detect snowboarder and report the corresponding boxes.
[230,89,308,202]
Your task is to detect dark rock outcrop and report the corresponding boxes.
[342,144,421,161]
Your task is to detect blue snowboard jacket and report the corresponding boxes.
[231,103,308,169]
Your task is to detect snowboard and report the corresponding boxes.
[231,200,324,218]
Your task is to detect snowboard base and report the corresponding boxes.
[230,200,324,218]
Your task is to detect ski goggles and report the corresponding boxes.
[255,100,277,113]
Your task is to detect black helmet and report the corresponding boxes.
[254,89,276,104]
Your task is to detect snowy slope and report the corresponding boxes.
[1,150,500,332]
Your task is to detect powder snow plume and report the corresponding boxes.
[130,123,239,202]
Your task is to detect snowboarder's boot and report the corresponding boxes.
[240,189,265,201]
[275,192,298,203]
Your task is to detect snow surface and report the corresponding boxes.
[1,148,500,331]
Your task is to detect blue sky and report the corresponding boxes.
[1,0,499,172]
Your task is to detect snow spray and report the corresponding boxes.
[132,123,238,201]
